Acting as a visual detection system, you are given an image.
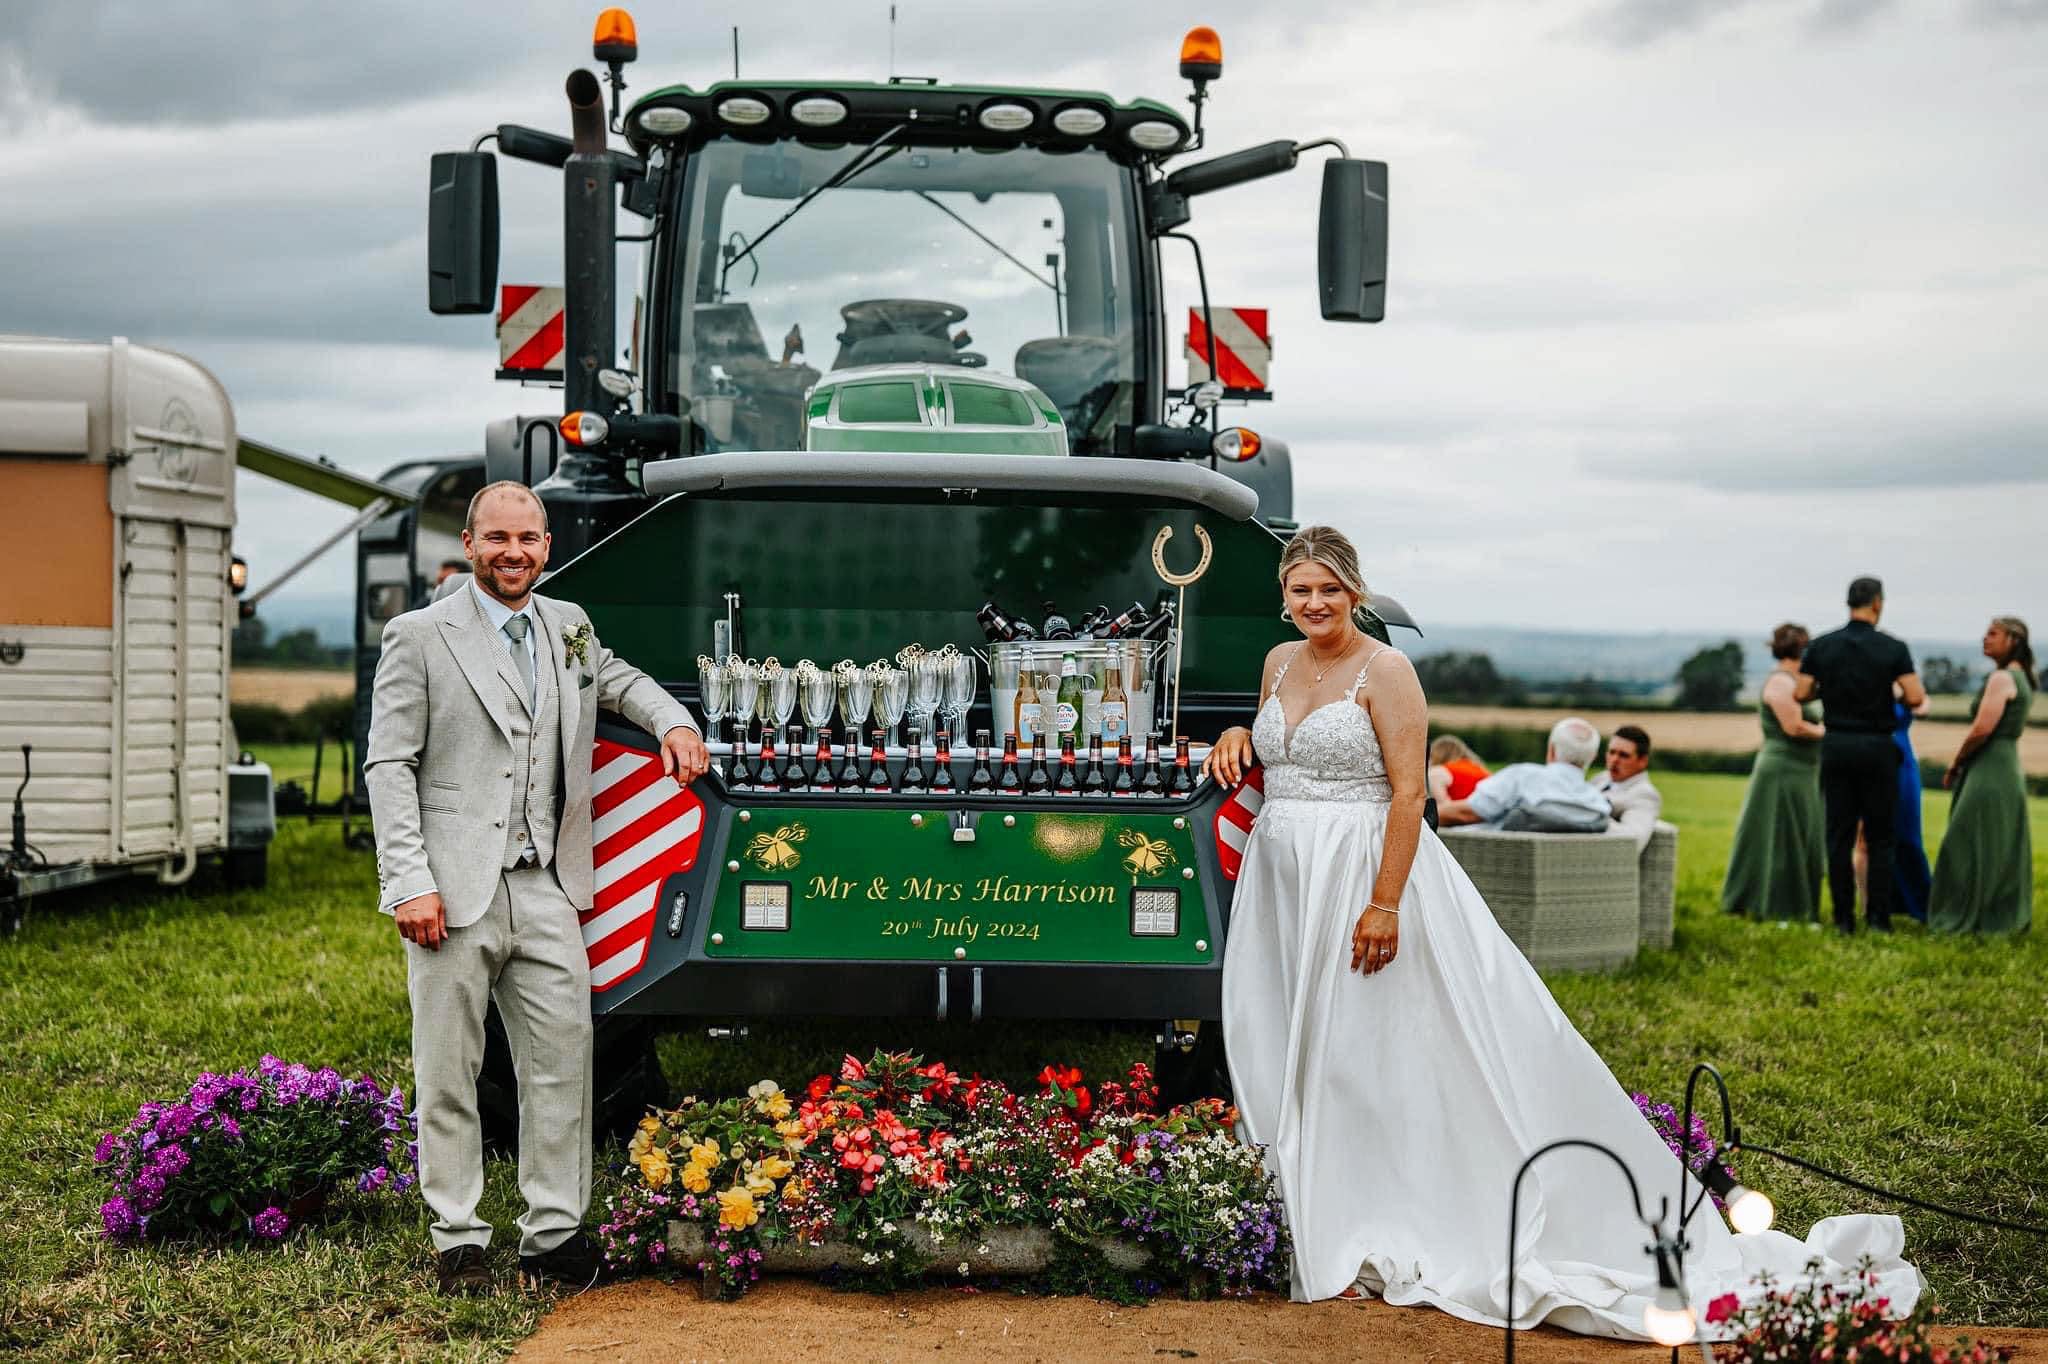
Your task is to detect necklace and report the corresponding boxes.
[1304,631,1364,684]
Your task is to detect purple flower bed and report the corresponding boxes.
[93,1056,417,1244]
[1632,1091,1741,1207]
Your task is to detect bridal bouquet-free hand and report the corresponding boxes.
[597,1051,1289,1300]
[92,1056,417,1244]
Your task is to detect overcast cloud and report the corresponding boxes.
[1,0,2040,645]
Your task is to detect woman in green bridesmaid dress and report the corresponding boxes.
[1930,617,2035,934]
[1724,624,1828,920]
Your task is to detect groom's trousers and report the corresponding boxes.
[404,862,593,1256]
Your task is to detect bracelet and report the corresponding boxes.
[1367,900,1400,914]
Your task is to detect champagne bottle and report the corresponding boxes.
[1139,734,1167,797]
[967,730,996,793]
[1111,735,1137,797]
[1025,735,1053,796]
[1082,734,1108,796]
[977,599,1039,642]
[996,733,1023,795]
[1015,669,1042,746]
[1169,736,1197,794]
[931,730,956,793]
[754,727,782,792]
[780,724,808,787]
[900,732,928,793]
[1054,652,1083,741]
[1100,643,1129,745]
[1054,734,1082,796]
[866,729,892,791]
[810,727,837,791]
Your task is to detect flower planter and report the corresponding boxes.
[664,1219,1147,1298]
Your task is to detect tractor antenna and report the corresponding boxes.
[732,26,740,78]
[889,5,897,80]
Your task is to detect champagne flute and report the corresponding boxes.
[908,654,943,737]
[944,653,978,735]
[835,661,871,784]
[726,657,761,784]
[697,654,730,763]
[770,663,799,759]
[800,662,837,753]
[874,664,909,748]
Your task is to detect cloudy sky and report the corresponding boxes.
[3,0,2042,647]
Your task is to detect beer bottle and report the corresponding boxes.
[1082,734,1109,796]
[1101,600,1151,639]
[1100,643,1129,745]
[1025,734,1053,796]
[780,725,809,787]
[754,727,782,792]
[996,733,1023,795]
[810,727,837,791]
[1054,652,1084,741]
[900,732,928,793]
[1111,735,1138,797]
[1015,668,1042,746]
[968,729,996,794]
[727,734,753,791]
[931,730,956,793]
[836,723,865,789]
[977,599,1038,642]
[1138,734,1168,797]
[1136,601,1176,640]
[1169,736,1197,794]
[1074,603,1112,637]
[1054,734,1082,796]
[1041,601,1076,640]
[866,729,893,791]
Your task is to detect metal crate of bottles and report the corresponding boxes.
[986,637,1170,755]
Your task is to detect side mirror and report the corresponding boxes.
[427,151,500,315]
[1316,158,1388,323]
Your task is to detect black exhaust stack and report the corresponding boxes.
[534,68,647,561]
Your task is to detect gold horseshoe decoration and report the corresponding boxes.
[1151,524,1212,587]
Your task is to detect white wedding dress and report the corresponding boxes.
[1221,646,1921,1338]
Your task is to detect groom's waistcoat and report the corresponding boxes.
[503,633,565,871]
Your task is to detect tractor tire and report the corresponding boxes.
[224,847,269,890]
[477,1004,666,1157]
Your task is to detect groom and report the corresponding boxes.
[365,480,705,1295]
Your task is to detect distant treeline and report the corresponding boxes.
[232,694,354,745]
[231,618,352,670]
[1418,646,1991,712]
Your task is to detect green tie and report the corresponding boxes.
[502,614,535,707]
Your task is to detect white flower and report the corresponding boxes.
[747,1079,783,1102]
[957,1262,970,1276]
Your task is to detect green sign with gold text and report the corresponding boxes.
[703,806,1210,965]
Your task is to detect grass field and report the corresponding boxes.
[1,748,2041,1360]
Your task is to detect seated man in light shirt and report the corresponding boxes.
[1591,723,1663,852]
[1436,717,1612,833]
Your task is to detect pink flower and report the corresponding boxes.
[1706,1293,1741,1325]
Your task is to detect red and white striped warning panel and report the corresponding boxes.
[1213,765,1265,881]
[498,284,565,379]
[583,738,704,992]
[1185,306,1272,392]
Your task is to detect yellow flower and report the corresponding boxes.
[689,1139,721,1167]
[763,1094,793,1121]
[757,1154,794,1181]
[744,1170,775,1197]
[627,1129,652,1163]
[717,1187,760,1230]
[775,1118,807,1151]
[636,1115,663,1135]
[636,1149,672,1189]
[781,1176,808,1205]
[681,1161,711,1194]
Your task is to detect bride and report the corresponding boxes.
[1203,526,1920,1339]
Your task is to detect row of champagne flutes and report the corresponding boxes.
[694,647,980,758]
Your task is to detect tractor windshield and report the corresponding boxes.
[666,136,1142,454]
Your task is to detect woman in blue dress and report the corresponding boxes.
[1889,693,1932,922]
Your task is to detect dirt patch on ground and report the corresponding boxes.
[515,1279,2048,1364]
[229,666,353,710]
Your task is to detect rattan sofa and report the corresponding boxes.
[1437,821,1679,972]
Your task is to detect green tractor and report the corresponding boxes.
[394,10,1407,1128]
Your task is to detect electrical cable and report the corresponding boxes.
[1740,1142,2048,1238]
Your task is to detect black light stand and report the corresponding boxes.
[1504,1138,1695,1361]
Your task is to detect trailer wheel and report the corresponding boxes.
[224,847,269,890]
[477,1003,667,1157]
[1153,1021,1233,1108]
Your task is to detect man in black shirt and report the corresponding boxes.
[1797,577,1926,931]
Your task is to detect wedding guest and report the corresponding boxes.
[1426,735,1490,804]
[1723,625,1827,921]
[1796,578,1927,932]
[1590,724,1662,852]
[1436,717,1610,831]
[1929,617,2035,934]
[1854,683,1933,922]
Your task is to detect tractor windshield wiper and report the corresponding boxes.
[912,191,1062,296]
[718,124,910,297]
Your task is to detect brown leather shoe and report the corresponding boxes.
[519,1230,602,1294]
[437,1243,492,1296]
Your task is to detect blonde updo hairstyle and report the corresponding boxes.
[1276,526,1373,629]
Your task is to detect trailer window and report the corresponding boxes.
[669,137,1139,454]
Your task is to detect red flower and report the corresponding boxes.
[839,1054,867,1083]
[1119,1144,1139,1166]
[806,1074,833,1102]
[1705,1293,1741,1325]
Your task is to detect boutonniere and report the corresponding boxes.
[562,622,593,669]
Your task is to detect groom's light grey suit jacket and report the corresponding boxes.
[365,586,694,928]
